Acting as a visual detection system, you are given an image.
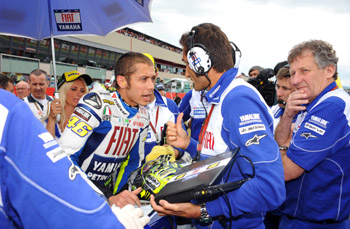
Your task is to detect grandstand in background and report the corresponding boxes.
[0,27,190,95]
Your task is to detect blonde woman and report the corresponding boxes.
[46,71,92,138]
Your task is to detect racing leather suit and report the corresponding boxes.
[59,85,149,197]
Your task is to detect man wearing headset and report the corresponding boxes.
[150,23,285,228]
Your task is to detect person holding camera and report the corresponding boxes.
[247,68,276,106]
[248,65,264,78]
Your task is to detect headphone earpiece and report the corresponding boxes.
[187,29,212,75]
[187,45,212,75]
[230,41,242,68]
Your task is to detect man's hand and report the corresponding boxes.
[150,195,201,219]
[111,204,150,229]
[284,90,308,119]
[166,113,191,150]
[108,187,142,208]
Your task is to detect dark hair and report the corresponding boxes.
[0,74,11,89]
[273,61,288,75]
[114,52,154,89]
[29,69,49,81]
[276,67,291,80]
[179,23,234,73]
[288,40,338,80]
[248,66,264,75]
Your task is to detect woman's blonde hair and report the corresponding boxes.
[58,78,88,131]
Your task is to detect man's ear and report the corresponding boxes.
[116,75,127,88]
[325,64,336,79]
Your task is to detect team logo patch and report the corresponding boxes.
[83,92,102,109]
[193,109,206,116]
[54,9,82,32]
[74,107,91,121]
[239,113,262,125]
[239,124,266,135]
[310,115,329,128]
[304,122,325,135]
[245,134,267,146]
[46,147,66,163]
[103,99,114,105]
[114,97,129,116]
[300,132,317,139]
[102,105,112,121]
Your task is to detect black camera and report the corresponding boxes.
[247,68,276,106]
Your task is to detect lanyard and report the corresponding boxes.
[34,100,49,121]
[196,105,215,161]
[149,106,160,144]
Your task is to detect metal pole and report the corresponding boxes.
[47,0,57,92]
[48,0,60,123]
[50,36,58,91]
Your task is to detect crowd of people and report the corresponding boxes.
[117,28,183,53]
[1,22,350,229]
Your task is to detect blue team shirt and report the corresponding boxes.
[186,68,285,228]
[0,89,124,228]
[270,104,284,131]
[178,89,208,141]
[282,81,350,222]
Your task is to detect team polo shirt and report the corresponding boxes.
[0,89,124,228]
[190,68,285,228]
[179,89,208,141]
[270,104,284,131]
[282,81,350,222]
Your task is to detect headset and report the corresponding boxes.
[187,27,242,75]
[230,41,242,68]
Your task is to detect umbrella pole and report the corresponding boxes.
[50,36,58,92]
[50,36,61,122]
[47,0,60,121]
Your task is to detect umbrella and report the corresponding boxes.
[0,0,153,91]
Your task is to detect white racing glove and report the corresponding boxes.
[111,204,150,228]
[180,152,192,164]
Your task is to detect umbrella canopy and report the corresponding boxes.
[0,0,152,40]
[0,0,153,90]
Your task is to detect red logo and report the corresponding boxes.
[202,131,214,150]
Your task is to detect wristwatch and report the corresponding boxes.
[279,145,288,150]
[199,202,212,223]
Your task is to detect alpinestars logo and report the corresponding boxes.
[300,132,317,139]
[245,134,267,146]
